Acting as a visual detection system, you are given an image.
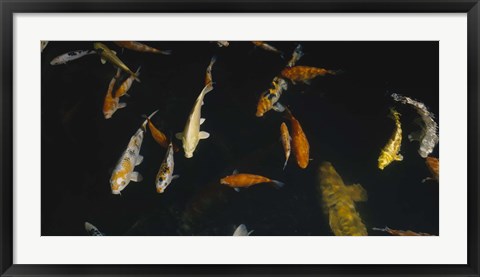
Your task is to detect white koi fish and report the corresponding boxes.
[110,109,159,195]
[233,224,254,236]
[217,41,230,47]
[50,50,96,65]
[175,84,214,158]
[41,41,49,52]
[85,222,104,236]
[155,142,180,193]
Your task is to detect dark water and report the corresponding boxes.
[41,41,439,236]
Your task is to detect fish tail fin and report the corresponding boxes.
[372,226,390,232]
[283,159,288,170]
[159,49,173,55]
[135,66,142,76]
[210,55,217,65]
[283,106,293,120]
[270,180,285,189]
[330,69,344,75]
[133,73,141,83]
[142,109,159,130]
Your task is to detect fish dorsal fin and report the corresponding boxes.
[345,183,368,202]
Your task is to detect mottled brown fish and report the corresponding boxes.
[372,226,434,236]
[281,65,337,84]
[317,162,368,236]
[285,108,309,169]
[423,156,439,182]
[114,41,172,55]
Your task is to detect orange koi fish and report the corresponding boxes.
[220,171,285,192]
[281,65,337,84]
[103,69,126,119]
[113,66,141,98]
[114,41,172,55]
[280,122,291,170]
[285,108,310,169]
[372,226,434,236]
[205,56,217,86]
[255,77,288,117]
[423,156,439,182]
[252,41,283,56]
[144,116,179,152]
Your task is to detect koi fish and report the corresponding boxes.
[85,222,105,236]
[114,41,172,55]
[281,65,337,84]
[176,83,213,158]
[233,224,254,236]
[372,226,433,236]
[205,56,217,86]
[423,156,439,182]
[286,44,304,68]
[144,116,179,152]
[252,41,284,56]
[285,108,310,169]
[41,41,48,52]
[255,77,288,117]
[317,162,368,236]
[280,122,291,170]
[220,171,285,191]
[391,93,439,158]
[50,50,96,65]
[110,110,158,195]
[155,143,180,193]
[217,41,230,47]
[113,66,141,98]
[103,69,126,119]
[93,42,140,82]
[378,108,403,170]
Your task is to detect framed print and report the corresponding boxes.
[1,0,479,276]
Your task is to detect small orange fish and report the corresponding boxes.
[114,41,172,55]
[113,67,141,98]
[280,122,291,170]
[423,156,439,182]
[220,172,284,191]
[205,56,216,86]
[251,41,283,56]
[281,65,337,84]
[372,226,434,236]
[144,117,179,152]
[103,69,126,119]
[285,108,310,169]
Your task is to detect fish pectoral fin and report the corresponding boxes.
[232,169,239,175]
[303,79,312,85]
[135,155,144,166]
[272,102,286,112]
[408,130,423,142]
[346,183,368,202]
[175,132,183,140]
[199,131,210,139]
[200,118,206,125]
[172,174,180,180]
[100,58,106,64]
[118,102,127,109]
[112,50,117,56]
[234,188,241,192]
[130,172,143,182]
[396,154,403,161]
[247,230,254,236]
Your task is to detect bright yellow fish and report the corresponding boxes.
[378,108,403,170]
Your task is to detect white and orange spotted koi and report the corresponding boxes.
[110,109,159,195]
[155,142,180,193]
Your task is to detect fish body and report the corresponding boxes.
[233,224,254,236]
[378,108,403,170]
[281,65,336,84]
[103,69,126,119]
[252,41,283,56]
[145,117,179,152]
[286,44,304,67]
[391,93,439,158]
[41,41,49,52]
[372,226,433,236]
[113,66,141,98]
[285,108,310,169]
[50,50,95,65]
[155,143,179,193]
[176,84,213,158]
[423,156,439,182]
[220,173,284,190]
[85,222,105,236]
[217,41,229,47]
[317,162,368,236]
[205,56,217,86]
[94,42,140,82]
[280,122,291,170]
[110,110,158,194]
[256,77,288,117]
[114,41,172,55]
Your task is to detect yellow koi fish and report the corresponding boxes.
[378,108,403,170]
[94,42,140,82]
[110,110,158,194]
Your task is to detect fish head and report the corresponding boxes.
[184,151,193,159]
[219,177,229,185]
[111,177,127,195]
[156,179,169,194]
[182,141,194,158]
[50,57,61,65]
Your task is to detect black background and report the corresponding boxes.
[41,41,438,236]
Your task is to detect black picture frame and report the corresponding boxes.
[1,1,479,276]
